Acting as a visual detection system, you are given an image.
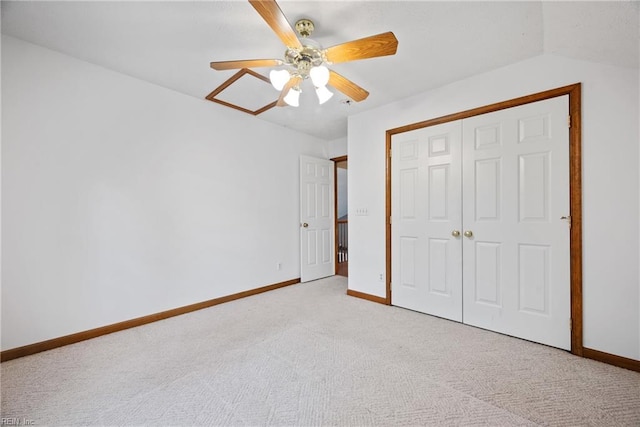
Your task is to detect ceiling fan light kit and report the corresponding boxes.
[315,85,334,105]
[283,86,301,107]
[309,65,330,87]
[269,69,290,91]
[208,0,398,111]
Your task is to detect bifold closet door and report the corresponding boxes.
[391,121,463,321]
[461,96,571,350]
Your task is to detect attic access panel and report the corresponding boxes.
[206,68,277,115]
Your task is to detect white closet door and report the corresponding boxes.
[461,96,571,350]
[391,121,463,321]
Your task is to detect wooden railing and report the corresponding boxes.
[337,219,348,263]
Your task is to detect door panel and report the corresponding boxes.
[300,156,335,282]
[462,95,570,350]
[518,243,550,314]
[391,121,463,321]
[474,241,501,306]
[519,153,550,222]
[428,238,450,295]
[399,236,417,289]
[474,158,502,221]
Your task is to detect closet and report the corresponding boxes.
[391,96,571,350]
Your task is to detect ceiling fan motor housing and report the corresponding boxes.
[284,40,325,78]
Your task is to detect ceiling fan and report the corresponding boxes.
[209,0,398,107]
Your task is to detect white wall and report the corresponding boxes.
[1,36,328,351]
[330,135,348,218]
[328,137,347,159]
[348,54,640,361]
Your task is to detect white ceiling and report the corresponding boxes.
[2,1,638,140]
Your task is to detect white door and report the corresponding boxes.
[462,96,570,350]
[300,155,335,282]
[390,96,571,350]
[391,121,463,321]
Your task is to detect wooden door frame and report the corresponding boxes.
[332,155,348,274]
[385,83,583,356]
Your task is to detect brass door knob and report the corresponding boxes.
[302,223,309,228]
[463,230,473,238]
[451,230,461,237]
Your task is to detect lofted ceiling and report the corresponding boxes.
[2,1,638,141]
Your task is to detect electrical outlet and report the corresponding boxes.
[276,262,282,271]
[379,273,384,281]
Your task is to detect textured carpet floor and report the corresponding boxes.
[2,276,639,426]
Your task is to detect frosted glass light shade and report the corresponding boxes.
[309,65,330,87]
[315,85,333,104]
[283,87,301,107]
[270,69,290,91]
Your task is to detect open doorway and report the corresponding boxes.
[332,156,348,277]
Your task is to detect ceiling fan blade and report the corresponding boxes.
[249,0,302,49]
[210,59,283,71]
[276,75,302,107]
[325,32,398,64]
[328,70,369,102]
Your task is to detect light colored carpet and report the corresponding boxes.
[2,276,639,426]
